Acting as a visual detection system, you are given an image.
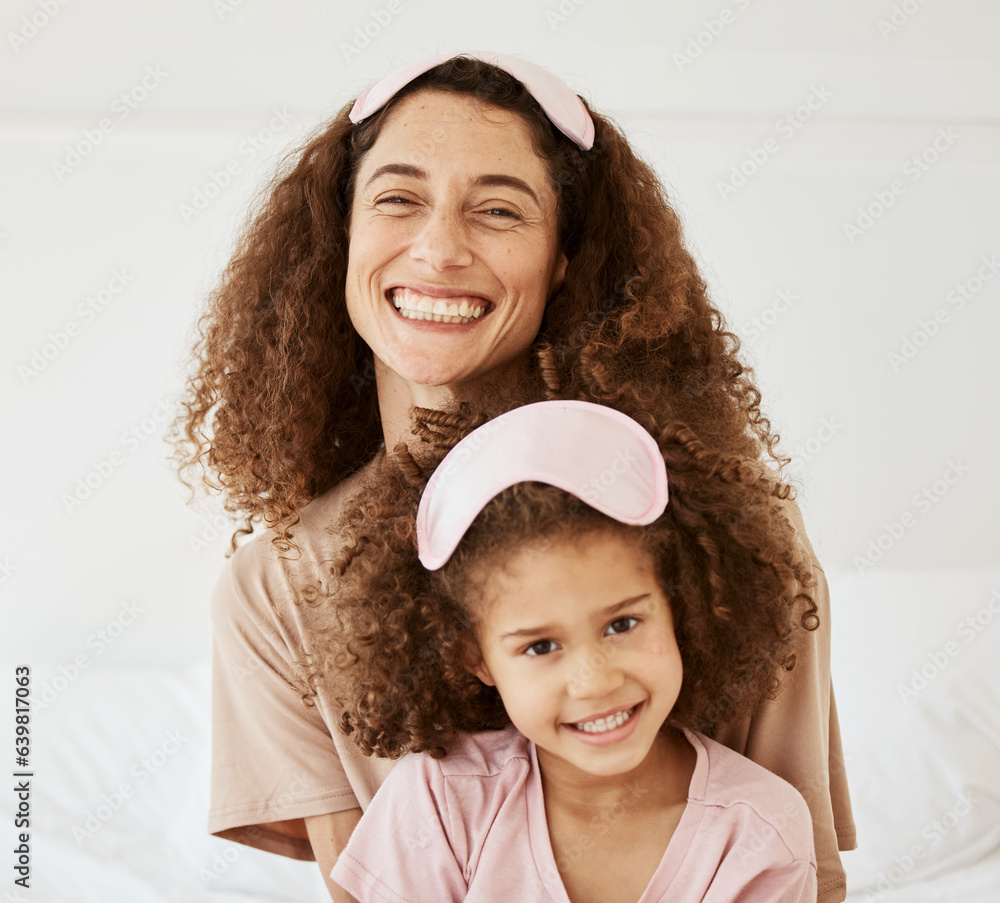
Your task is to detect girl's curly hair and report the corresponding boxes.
[169,55,782,552]
[313,393,816,761]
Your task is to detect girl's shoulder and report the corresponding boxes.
[379,729,534,836]
[413,727,531,781]
[683,728,814,861]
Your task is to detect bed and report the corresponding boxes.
[14,567,1000,901]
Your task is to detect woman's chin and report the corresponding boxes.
[383,354,513,396]
[383,361,477,398]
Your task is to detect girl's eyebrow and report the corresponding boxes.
[498,594,652,641]
[364,163,541,207]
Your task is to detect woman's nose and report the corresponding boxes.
[408,206,474,270]
[565,647,625,700]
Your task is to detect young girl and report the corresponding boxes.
[322,399,819,902]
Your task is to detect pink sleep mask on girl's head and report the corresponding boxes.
[415,400,669,570]
[349,51,595,151]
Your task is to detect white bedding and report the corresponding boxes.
[832,569,1000,902]
[22,664,326,902]
[9,568,1000,901]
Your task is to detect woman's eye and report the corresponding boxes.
[484,207,520,219]
[375,195,411,206]
[524,640,557,656]
[606,616,639,636]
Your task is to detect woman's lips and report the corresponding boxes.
[387,287,490,324]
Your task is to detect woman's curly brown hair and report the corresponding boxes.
[169,55,783,552]
[315,393,816,762]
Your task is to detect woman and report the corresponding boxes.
[173,52,854,902]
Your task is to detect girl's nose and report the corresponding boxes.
[408,207,474,270]
[565,648,625,700]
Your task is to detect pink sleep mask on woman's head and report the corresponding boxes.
[349,51,595,151]
[415,400,668,570]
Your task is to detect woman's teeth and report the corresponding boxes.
[391,288,486,324]
[572,706,636,734]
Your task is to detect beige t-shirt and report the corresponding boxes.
[207,471,856,903]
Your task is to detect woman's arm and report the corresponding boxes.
[712,496,855,903]
[208,523,370,859]
[307,809,362,902]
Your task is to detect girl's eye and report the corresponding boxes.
[606,616,639,636]
[524,640,557,657]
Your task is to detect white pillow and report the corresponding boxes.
[830,569,1000,898]
[25,662,327,902]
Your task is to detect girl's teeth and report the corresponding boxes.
[391,289,486,324]
[573,706,636,734]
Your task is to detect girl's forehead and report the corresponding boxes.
[473,528,663,624]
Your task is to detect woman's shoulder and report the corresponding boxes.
[744,462,820,565]
[774,490,821,567]
[212,465,372,624]
[232,466,370,571]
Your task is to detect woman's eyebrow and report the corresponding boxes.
[364,164,541,207]
[469,174,541,207]
[364,162,425,188]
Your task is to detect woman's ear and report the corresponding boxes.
[459,638,495,687]
[547,249,569,299]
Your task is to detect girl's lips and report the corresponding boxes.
[562,702,645,747]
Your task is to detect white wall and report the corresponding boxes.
[1,0,995,659]
[2,0,998,820]
[3,0,997,661]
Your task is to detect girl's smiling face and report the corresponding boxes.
[345,88,568,394]
[470,529,683,784]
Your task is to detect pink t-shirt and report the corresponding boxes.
[332,726,816,902]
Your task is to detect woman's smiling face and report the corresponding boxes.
[345,88,568,392]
